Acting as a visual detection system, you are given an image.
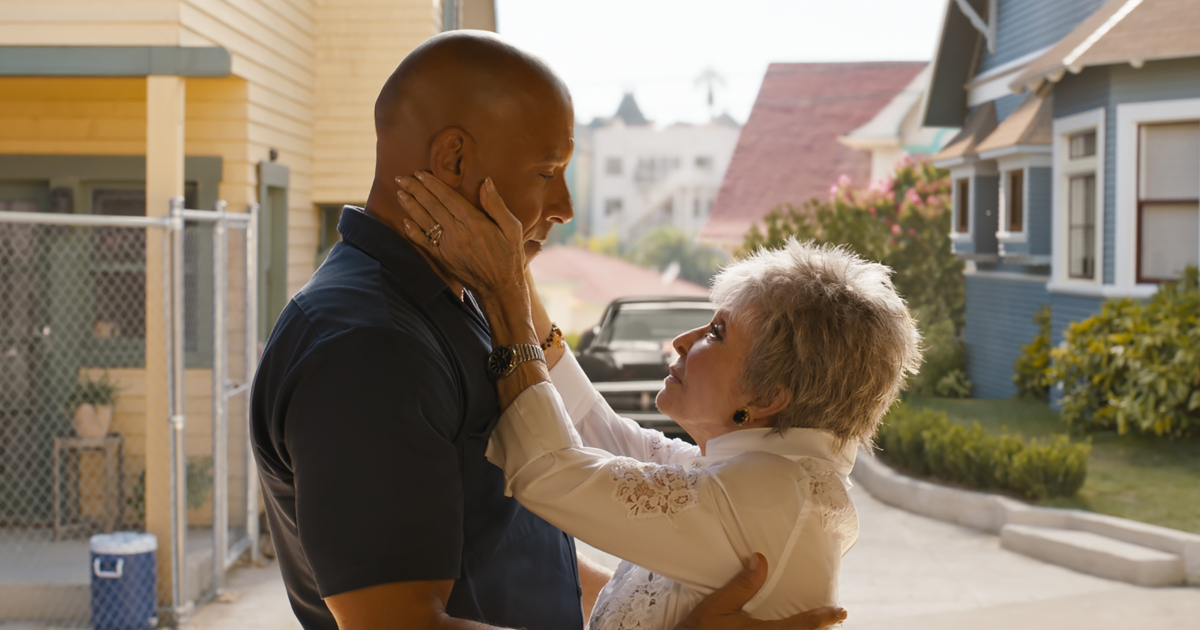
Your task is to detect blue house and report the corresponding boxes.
[925,0,1200,398]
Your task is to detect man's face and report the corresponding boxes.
[473,94,575,259]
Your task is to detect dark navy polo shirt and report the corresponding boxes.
[250,206,583,630]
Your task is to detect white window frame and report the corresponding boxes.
[993,152,1052,244]
[1115,98,1200,291]
[1050,108,1105,290]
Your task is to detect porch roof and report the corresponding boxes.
[931,100,997,166]
[1011,0,1200,93]
[0,46,231,77]
[976,92,1054,158]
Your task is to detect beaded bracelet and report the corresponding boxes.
[541,323,564,350]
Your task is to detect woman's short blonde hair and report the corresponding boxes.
[711,239,922,447]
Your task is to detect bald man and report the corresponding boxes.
[251,31,846,630]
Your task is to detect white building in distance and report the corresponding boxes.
[590,93,740,243]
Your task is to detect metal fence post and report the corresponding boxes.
[245,202,261,562]
[211,201,229,592]
[167,196,189,621]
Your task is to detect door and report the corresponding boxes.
[0,183,62,524]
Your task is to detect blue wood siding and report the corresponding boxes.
[1048,292,1103,346]
[964,274,1050,398]
[994,92,1026,121]
[1027,166,1052,256]
[977,0,1109,73]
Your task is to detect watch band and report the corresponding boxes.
[487,343,546,379]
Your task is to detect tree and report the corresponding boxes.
[742,157,968,396]
[629,226,728,287]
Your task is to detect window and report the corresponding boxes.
[1063,129,1100,281]
[605,157,622,176]
[1008,170,1024,233]
[1068,174,1097,279]
[1138,121,1199,282]
[1070,131,1097,159]
[695,155,713,169]
[955,178,970,233]
[316,204,343,267]
[605,198,623,216]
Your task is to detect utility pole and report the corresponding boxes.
[694,66,724,121]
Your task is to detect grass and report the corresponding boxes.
[901,395,1200,535]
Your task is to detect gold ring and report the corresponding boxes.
[425,223,444,246]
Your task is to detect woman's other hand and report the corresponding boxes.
[397,171,525,302]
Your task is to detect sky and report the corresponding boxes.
[495,0,949,126]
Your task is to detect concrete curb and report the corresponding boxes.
[851,448,1200,586]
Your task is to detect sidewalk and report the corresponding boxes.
[186,559,300,630]
[839,485,1200,629]
[189,485,1200,630]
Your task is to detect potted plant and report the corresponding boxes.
[69,373,119,439]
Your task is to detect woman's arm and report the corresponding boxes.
[486,382,805,594]
[550,347,699,463]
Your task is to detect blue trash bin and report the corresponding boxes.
[90,532,158,630]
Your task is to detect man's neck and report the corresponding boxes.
[363,186,466,299]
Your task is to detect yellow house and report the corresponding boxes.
[0,0,495,621]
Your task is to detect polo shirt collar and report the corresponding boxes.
[338,205,448,304]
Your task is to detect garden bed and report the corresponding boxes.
[902,395,1200,534]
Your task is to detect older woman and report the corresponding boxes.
[397,174,921,630]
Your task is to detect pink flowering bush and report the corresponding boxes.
[742,157,967,396]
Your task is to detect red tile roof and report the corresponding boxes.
[529,245,710,305]
[700,62,927,246]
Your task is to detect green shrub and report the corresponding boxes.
[1048,267,1200,439]
[876,403,1090,500]
[1013,306,1052,399]
[909,313,970,398]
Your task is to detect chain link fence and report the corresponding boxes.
[0,199,258,628]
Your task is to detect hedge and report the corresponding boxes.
[876,404,1090,500]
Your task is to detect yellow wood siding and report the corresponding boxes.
[179,0,318,295]
[312,0,442,205]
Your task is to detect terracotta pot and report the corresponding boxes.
[73,404,113,439]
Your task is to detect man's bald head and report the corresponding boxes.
[374,31,571,151]
[365,31,575,276]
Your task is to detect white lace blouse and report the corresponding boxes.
[485,350,858,630]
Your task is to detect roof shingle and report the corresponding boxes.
[699,62,927,246]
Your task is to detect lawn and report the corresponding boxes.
[900,395,1200,535]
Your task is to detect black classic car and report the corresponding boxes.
[575,296,715,439]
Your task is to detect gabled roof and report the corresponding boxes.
[976,91,1054,158]
[1011,0,1200,93]
[931,100,997,166]
[698,62,927,247]
[840,65,933,150]
[613,93,650,126]
[529,245,709,306]
[923,0,991,127]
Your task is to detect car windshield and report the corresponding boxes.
[602,304,715,345]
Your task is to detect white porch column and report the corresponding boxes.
[144,74,186,610]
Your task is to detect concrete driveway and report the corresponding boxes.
[187,484,1200,630]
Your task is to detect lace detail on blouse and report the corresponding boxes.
[610,458,701,522]
[797,459,858,543]
[590,564,673,630]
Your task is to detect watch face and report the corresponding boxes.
[487,346,516,377]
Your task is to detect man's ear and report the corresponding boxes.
[428,127,476,189]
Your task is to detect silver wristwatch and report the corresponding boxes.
[486,343,546,379]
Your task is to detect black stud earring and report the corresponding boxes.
[732,408,750,426]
